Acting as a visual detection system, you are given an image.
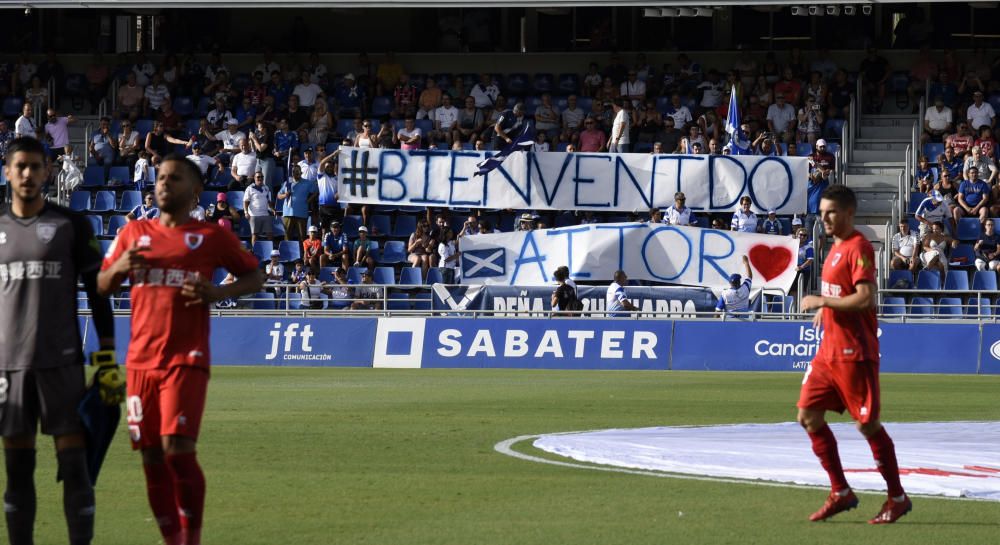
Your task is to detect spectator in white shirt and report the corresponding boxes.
[143,72,170,118]
[244,172,275,246]
[533,93,561,140]
[890,219,920,272]
[14,102,37,139]
[44,108,74,156]
[767,93,797,144]
[297,147,320,182]
[292,72,324,109]
[469,73,500,109]
[923,96,953,144]
[230,138,258,187]
[665,192,695,226]
[620,71,646,108]
[967,91,996,131]
[431,94,459,146]
[608,98,631,153]
[185,142,219,182]
[731,196,758,232]
[397,117,423,150]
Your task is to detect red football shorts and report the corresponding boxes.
[126,366,209,450]
[797,358,881,424]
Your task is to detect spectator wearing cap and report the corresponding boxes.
[334,74,366,119]
[297,147,320,182]
[890,219,920,273]
[974,218,1000,272]
[608,98,632,153]
[915,190,951,239]
[731,196,758,233]
[794,228,815,292]
[322,221,350,270]
[264,250,286,294]
[186,142,221,184]
[303,226,323,273]
[299,269,326,310]
[923,96,953,144]
[665,192,694,226]
[230,138,258,189]
[716,256,753,317]
[967,90,996,132]
[352,270,384,311]
[353,226,377,270]
[244,171,275,246]
[277,164,318,242]
[810,138,835,177]
[493,102,526,150]
[207,192,241,231]
[517,213,537,231]
[327,268,352,307]
[955,166,991,224]
[766,92,796,144]
[760,209,783,235]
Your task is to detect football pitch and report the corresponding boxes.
[21,368,1000,545]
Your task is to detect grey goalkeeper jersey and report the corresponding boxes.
[0,203,102,370]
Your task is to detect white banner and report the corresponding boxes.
[459,222,799,291]
[337,147,809,213]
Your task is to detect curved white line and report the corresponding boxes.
[494,434,996,503]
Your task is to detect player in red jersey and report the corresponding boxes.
[97,155,263,545]
[799,184,911,524]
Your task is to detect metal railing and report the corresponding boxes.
[880,288,1000,321]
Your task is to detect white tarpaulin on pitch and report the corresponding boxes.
[460,222,799,290]
[337,147,809,213]
[533,422,1000,501]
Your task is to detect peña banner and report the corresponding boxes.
[459,222,800,291]
[337,147,809,213]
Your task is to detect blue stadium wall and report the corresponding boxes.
[80,316,1000,375]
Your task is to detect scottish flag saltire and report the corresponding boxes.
[475,122,535,177]
[725,85,751,155]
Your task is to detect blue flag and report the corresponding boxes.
[475,122,535,177]
[725,85,751,155]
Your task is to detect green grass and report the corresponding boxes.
[18,369,1000,544]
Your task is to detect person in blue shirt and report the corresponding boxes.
[937,146,962,179]
[794,228,815,292]
[760,209,783,235]
[955,166,990,223]
[322,221,350,270]
[914,155,935,193]
[716,256,753,317]
[317,148,341,232]
[126,192,160,221]
[277,164,318,241]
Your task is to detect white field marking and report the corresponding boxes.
[493,433,997,503]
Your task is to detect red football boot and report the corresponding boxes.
[868,495,912,524]
[809,490,860,521]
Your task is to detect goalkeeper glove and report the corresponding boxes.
[90,350,126,406]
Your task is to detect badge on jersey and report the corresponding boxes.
[36,222,57,244]
[184,233,205,250]
[829,252,842,267]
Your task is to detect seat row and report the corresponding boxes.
[886,269,998,291]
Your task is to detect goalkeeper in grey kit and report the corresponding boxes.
[0,137,125,545]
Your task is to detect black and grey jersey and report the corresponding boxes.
[0,203,102,370]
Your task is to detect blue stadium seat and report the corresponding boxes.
[379,240,407,264]
[226,190,244,210]
[391,215,416,239]
[533,73,554,93]
[949,244,975,269]
[106,215,127,238]
[923,143,944,161]
[371,97,392,117]
[173,96,195,117]
[116,190,141,213]
[554,212,577,228]
[505,73,530,95]
[82,165,105,187]
[916,270,941,290]
[135,119,154,136]
[370,214,391,237]
[826,143,840,155]
[908,192,925,214]
[796,143,812,156]
[84,215,103,237]
[881,296,906,316]
[887,270,913,289]
[271,217,286,238]
[336,119,355,137]
[823,119,845,140]
[957,218,981,241]
[114,296,131,310]
[398,267,422,285]
[387,292,411,311]
[106,165,129,186]
[973,270,998,291]
[99,239,113,256]
[284,292,303,310]
[497,213,516,232]
[198,192,216,210]
[250,292,276,310]
[415,119,433,135]
[91,191,115,213]
[77,291,89,310]
[557,73,580,95]
[347,267,364,284]
[342,215,363,238]
[425,268,444,285]
[315,268,335,284]
[967,297,992,316]
[412,297,432,311]
[989,94,1000,114]
[909,297,933,316]
[2,97,23,117]
[278,240,301,263]
[936,297,964,317]
[252,241,274,262]
[184,119,201,137]
[432,73,452,88]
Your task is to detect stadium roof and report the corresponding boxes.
[1,0,929,8]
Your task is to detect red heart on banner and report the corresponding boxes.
[748,245,793,283]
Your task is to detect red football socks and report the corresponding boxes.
[808,423,850,492]
[867,426,905,498]
[165,452,206,545]
[143,462,182,545]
